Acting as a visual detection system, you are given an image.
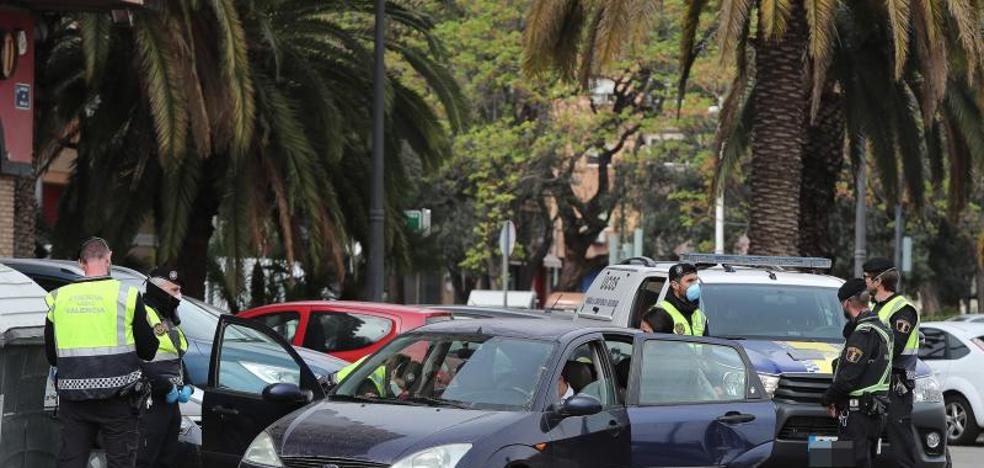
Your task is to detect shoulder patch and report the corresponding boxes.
[153,323,167,336]
[895,320,912,334]
[674,323,686,335]
[845,346,864,363]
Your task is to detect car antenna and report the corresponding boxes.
[546,293,563,314]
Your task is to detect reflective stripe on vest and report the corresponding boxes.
[848,321,894,396]
[658,300,706,336]
[144,306,188,386]
[876,295,920,371]
[46,279,142,400]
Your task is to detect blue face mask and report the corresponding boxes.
[686,283,701,303]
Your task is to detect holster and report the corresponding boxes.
[117,377,152,415]
[848,394,888,417]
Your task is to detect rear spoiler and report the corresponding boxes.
[678,253,832,270]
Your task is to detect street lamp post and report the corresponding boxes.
[368,0,385,301]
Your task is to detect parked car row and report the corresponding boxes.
[918,321,984,446]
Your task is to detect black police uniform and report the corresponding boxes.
[872,293,919,468]
[137,281,187,468]
[821,310,893,468]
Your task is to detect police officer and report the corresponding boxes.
[821,279,893,468]
[137,270,191,468]
[863,257,919,468]
[44,237,159,468]
[640,263,708,336]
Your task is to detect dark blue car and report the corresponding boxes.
[211,317,776,468]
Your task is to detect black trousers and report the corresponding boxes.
[887,387,916,468]
[838,410,884,468]
[136,398,181,468]
[57,397,139,468]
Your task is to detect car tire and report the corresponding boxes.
[944,393,980,445]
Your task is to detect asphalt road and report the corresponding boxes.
[950,437,984,467]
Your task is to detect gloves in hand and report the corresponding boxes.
[177,385,194,403]
[165,385,180,404]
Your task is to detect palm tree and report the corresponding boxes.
[523,0,983,256]
[36,0,465,297]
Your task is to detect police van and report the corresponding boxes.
[575,253,949,467]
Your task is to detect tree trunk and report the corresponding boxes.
[749,3,809,255]
[13,174,38,257]
[799,84,845,260]
[557,232,607,292]
[173,181,219,300]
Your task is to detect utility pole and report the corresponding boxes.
[853,153,867,277]
[715,193,725,254]
[368,0,385,301]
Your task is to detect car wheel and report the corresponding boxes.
[944,393,980,445]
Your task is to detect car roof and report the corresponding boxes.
[603,263,844,288]
[0,263,48,334]
[413,317,631,341]
[1,258,146,281]
[921,321,984,338]
[248,300,443,315]
[426,305,547,318]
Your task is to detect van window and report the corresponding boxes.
[700,284,845,341]
[629,277,665,328]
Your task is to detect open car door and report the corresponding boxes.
[202,315,326,468]
[627,334,776,468]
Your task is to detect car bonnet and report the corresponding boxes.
[269,400,525,463]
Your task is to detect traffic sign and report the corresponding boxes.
[499,220,516,257]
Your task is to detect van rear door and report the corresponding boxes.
[576,268,639,323]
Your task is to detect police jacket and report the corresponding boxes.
[873,293,919,378]
[645,292,709,336]
[43,277,158,400]
[821,310,893,407]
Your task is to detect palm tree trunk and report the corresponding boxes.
[748,3,809,255]
[173,174,219,300]
[799,84,845,260]
[14,174,38,257]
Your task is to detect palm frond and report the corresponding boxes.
[712,69,755,195]
[133,14,188,164]
[594,0,652,72]
[805,0,838,119]
[945,0,983,83]
[911,0,948,122]
[760,0,793,39]
[80,12,112,85]
[157,155,202,263]
[677,0,710,115]
[885,0,912,79]
[718,0,754,60]
[893,84,925,206]
[523,0,586,80]
[209,0,256,158]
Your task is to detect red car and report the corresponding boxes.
[237,301,451,363]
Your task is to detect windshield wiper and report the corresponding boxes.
[328,394,378,403]
[716,335,747,340]
[403,396,471,409]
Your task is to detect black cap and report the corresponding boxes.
[669,263,698,282]
[149,267,181,286]
[862,257,894,275]
[838,278,867,302]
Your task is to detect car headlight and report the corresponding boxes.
[390,444,472,468]
[913,376,944,403]
[757,373,780,399]
[241,362,300,385]
[242,431,283,467]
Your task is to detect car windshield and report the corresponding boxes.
[334,334,554,411]
[701,284,846,342]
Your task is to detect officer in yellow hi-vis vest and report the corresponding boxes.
[822,279,892,468]
[864,258,919,468]
[44,237,159,468]
[137,271,190,468]
[640,263,707,336]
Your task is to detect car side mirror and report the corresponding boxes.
[262,383,313,404]
[919,331,926,347]
[557,395,603,418]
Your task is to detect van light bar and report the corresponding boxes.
[678,253,832,270]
